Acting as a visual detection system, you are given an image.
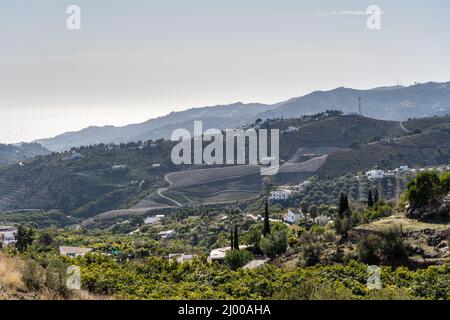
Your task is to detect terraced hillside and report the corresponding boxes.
[0,179,26,212]
[3,114,450,222]
[319,117,450,177]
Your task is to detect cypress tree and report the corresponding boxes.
[233,225,240,250]
[338,193,351,218]
[263,198,270,236]
[374,189,379,203]
[230,228,234,249]
[338,193,346,218]
[368,190,374,207]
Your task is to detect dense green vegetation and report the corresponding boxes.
[71,254,448,300]
[0,140,177,217]
[0,210,76,228]
[406,171,450,209]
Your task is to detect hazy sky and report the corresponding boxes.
[1,0,450,143]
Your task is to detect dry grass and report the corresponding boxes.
[0,252,25,292]
[1,251,114,300]
[355,215,450,233]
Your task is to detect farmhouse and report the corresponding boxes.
[208,245,248,262]
[64,151,83,161]
[365,169,385,180]
[269,190,291,201]
[284,126,299,133]
[144,215,165,225]
[0,225,17,246]
[158,229,176,239]
[284,208,305,224]
[59,246,93,257]
[112,164,127,170]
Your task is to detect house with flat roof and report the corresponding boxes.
[269,190,291,201]
[208,245,248,262]
[59,246,93,257]
[0,226,17,246]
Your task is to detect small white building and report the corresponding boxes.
[284,126,299,133]
[284,208,305,224]
[158,229,176,239]
[269,190,291,201]
[64,152,83,161]
[399,165,410,172]
[144,215,165,225]
[59,246,93,257]
[0,226,17,246]
[313,215,332,226]
[365,169,385,180]
[208,245,248,262]
[112,164,127,170]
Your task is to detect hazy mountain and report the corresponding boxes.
[0,143,50,166]
[35,102,274,151]
[261,81,450,120]
[35,82,450,151]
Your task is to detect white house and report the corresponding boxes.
[158,229,176,239]
[0,226,17,246]
[59,246,93,257]
[365,169,385,180]
[144,215,165,225]
[284,208,305,224]
[64,152,83,161]
[285,126,299,133]
[269,190,291,201]
[112,164,127,170]
[313,215,332,226]
[208,245,248,262]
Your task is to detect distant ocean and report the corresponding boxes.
[0,108,153,144]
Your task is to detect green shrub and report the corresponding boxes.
[225,249,253,270]
[260,229,288,259]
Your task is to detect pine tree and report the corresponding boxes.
[233,225,240,250]
[368,189,374,207]
[263,198,271,236]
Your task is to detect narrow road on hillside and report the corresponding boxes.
[156,187,183,207]
[400,121,412,134]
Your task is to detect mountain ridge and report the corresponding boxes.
[35,81,450,151]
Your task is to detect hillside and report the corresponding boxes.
[0,143,50,166]
[2,114,450,222]
[319,117,450,177]
[0,141,179,217]
[34,82,450,151]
